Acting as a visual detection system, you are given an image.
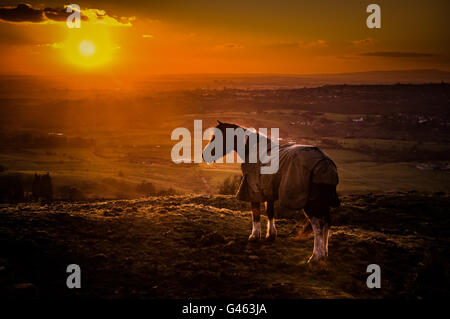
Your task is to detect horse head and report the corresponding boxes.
[202,120,240,163]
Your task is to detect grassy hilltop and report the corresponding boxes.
[1,192,449,299]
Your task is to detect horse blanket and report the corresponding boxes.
[236,143,339,211]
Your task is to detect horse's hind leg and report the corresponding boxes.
[305,200,330,263]
[308,217,326,263]
[248,202,261,241]
[266,201,277,241]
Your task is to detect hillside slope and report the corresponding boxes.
[0,193,449,299]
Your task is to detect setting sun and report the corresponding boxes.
[79,40,96,57]
[63,26,114,69]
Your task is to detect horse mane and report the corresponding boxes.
[217,122,264,137]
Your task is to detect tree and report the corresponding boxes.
[32,172,53,203]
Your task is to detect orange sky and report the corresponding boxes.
[0,0,449,76]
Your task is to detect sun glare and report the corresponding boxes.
[79,40,96,57]
[64,26,114,69]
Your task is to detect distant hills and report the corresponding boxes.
[0,69,449,93]
[152,69,450,90]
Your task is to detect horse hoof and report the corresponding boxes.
[265,234,277,241]
[307,255,327,267]
[248,234,261,242]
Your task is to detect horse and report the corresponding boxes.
[202,121,339,263]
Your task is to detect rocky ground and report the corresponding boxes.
[0,193,449,299]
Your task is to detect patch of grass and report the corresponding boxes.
[0,192,448,298]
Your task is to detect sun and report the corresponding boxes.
[64,26,114,69]
[78,40,96,57]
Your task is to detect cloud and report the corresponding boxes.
[268,41,300,49]
[214,43,243,49]
[266,40,328,49]
[360,51,436,58]
[0,4,134,26]
[352,38,375,47]
[37,42,64,49]
[81,8,135,27]
[301,40,328,48]
[0,4,45,23]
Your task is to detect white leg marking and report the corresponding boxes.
[266,218,277,240]
[248,221,261,241]
[323,223,330,257]
[308,217,325,263]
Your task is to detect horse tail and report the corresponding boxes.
[309,158,340,208]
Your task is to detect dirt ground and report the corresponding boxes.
[0,193,449,299]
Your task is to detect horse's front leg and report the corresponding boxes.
[323,222,330,257]
[248,202,261,241]
[266,201,277,241]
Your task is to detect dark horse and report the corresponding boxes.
[202,121,339,263]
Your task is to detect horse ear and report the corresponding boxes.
[217,120,223,125]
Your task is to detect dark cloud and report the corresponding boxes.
[360,52,436,58]
[0,4,124,25]
[0,3,88,23]
[0,4,45,23]
[42,7,77,22]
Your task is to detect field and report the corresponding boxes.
[1,109,449,199]
[0,81,449,299]
[1,193,449,298]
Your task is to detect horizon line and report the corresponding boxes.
[0,68,449,78]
